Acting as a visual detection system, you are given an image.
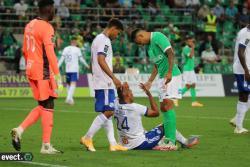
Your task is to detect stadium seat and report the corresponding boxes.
[71,14,82,21]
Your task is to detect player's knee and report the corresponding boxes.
[160,99,174,111]
[38,97,55,110]
[103,111,114,118]
[239,92,249,102]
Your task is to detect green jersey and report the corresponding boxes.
[147,32,181,78]
[182,45,195,71]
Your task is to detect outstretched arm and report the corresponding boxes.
[144,64,158,90]
[140,83,159,117]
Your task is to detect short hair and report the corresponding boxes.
[38,0,54,9]
[70,35,78,41]
[185,35,193,41]
[117,82,130,104]
[117,87,125,103]
[107,18,124,31]
[130,28,142,42]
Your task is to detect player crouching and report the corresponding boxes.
[114,82,199,150]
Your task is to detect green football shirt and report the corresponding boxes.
[147,32,181,78]
[182,45,195,71]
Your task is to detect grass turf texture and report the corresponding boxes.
[0,97,250,167]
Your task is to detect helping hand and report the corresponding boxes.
[245,72,250,82]
[113,77,122,88]
[165,72,172,85]
[139,83,150,96]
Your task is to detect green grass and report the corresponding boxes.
[0,97,250,167]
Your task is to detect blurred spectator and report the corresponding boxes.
[148,0,159,15]
[225,0,238,21]
[204,11,217,38]
[212,0,224,21]
[174,0,186,8]
[118,0,132,7]
[32,0,38,6]
[238,7,249,28]
[198,5,210,19]
[57,2,70,20]
[199,33,220,61]
[113,54,126,73]
[201,43,219,64]
[186,0,200,8]
[64,0,80,9]
[54,0,61,7]
[13,0,28,19]
[0,28,17,56]
[113,35,128,56]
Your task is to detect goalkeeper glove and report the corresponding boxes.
[55,74,63,93]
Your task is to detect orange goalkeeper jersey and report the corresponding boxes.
[22,18,59,80]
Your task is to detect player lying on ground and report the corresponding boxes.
[11,0,63,154]
[114,82,199,150]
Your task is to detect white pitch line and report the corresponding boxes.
[19,161,69,167]
[2,107,250,121]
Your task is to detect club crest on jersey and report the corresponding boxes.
[104,45,109,53]
[245,39,250,45]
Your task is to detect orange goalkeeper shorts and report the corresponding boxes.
[29,78,58,101]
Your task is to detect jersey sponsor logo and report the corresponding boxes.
[245,39,250,45]
[104,45,109,53]
[121,136,129,144]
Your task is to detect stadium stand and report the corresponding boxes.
[0,0,247,74]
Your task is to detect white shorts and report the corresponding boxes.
[183,71,197,84]
[158,75,182,102]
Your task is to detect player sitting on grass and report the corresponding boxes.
[114,82,199,150]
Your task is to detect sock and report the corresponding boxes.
[103,118,117,145]
[41,107,54,143]
[247,96,250,109]
[182,87,189,95]
[162,109,176,144]
[19,106,42,131]
[176,130,187,145]
[67,85,76,101]
[84,113,108,139]
[16,127,24,135]
[236,101,248,129]
[190,87,197,102]
[66,85,70,101]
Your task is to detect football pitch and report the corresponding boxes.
[0,97,250,167]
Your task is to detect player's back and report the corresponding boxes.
[23,18,55,80]
[62,45,81,73]
[91,33,114,89]
[114,103,147,149]
[233,27,250,74]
